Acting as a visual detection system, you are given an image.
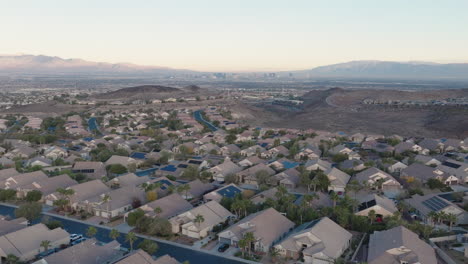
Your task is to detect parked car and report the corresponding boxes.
[70,234,83,242]
[218,243,230,252]
[71,237,87,245]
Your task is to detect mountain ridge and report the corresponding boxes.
[1,54,468,79]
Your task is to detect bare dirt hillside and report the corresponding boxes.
[239,89,468,138]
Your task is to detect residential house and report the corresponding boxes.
[220,144,241,156]
[89,185,146,219]
[203,184,243,203]
[386,161,407,174]
[250,187,279,205]
[237,163,276,187]
[209,160,242,182]
[238,156,265,167]
[114,250,180,264]
[295,144,321,161]
[269,168,300,189]
[0,157,15,168]
[0,224,69,262]
[418,138,442,153]
[274,217,352,263]
[182,180,214,200]
[0,171,48,190]
[16,174,77,199]
[169,201,233,239]
[105,155,139,169]
[414,154,442,166]
[404,194,467,225]
[5,146,36,159]
[324,168,350,194]
[401,163,458,185]
[128,193,193,220]
[394,141,427,155]
[218,208,294,253]
[355,167,402,198]
[34,239,122,264]
[72,161,106,180]
[25,157,52,168]
[107,173,150,189]
[436,159,468,183]
[304,159,332,172]
[45,179,110,209]
[240,146,265,157]
[367,226,437,264]
[260,145,289,159]
[43,146,68,160]
[0,168,20,181]
[356,194,398,220]
[339,159,365,171]
[268,158,300,171]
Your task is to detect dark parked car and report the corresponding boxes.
[218,243,230,252]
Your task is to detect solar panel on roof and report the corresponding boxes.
[422,196,449,211]
[358,199,377,211]
[178,164,188,168]
[442,161,461,169]
[188,160,202,165]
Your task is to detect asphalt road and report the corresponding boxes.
[0,204,247,264]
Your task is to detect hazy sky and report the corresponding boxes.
[2,0,468,71]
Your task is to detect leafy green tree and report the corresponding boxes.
[86,226,97,238]
[138,239,159,255]
[225,134,237,144]
[332,153,349,163]
[127,209,145,226]
[107,164,128,175]
[181,165,199,180]
[25,190,42,202]
[15,202,42,223]
[0,189,17,201]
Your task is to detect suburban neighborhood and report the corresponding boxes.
[0,101,466,264]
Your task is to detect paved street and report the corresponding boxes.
[0,203,253,264]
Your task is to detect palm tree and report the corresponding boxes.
[194,214,205,228]
[109,229,120,240]
[446,213,457,231]
[238,239,247,258]
[368,209,376,225]
[86,226,97,238]
[56,187,75,211]
[126,232,137,251]
[243,232,256,256]
[154,207,163,217]
[40,240,51,253]
[427,211,438,226]
[102,194,111,217]
[438,211,447,225]
[270,247,281,263]
[5,254,20,264]
[177,184,191,199]
[330,192,339,208]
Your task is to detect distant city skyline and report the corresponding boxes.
[2,0,468,71]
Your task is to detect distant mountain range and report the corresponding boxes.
[1,55,468,79]
[0,54,195,75]
[296,60,468,79]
